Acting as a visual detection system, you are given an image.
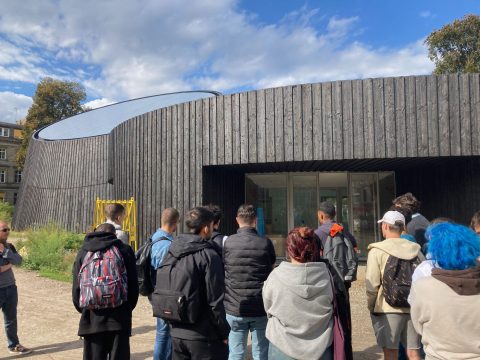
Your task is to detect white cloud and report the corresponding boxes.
[420,11,436,19]
[0,92,32,123]
[0,0,434,101]
[83,98,115,110]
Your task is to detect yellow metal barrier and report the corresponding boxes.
[94,197,138,251]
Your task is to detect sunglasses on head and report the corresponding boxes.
[0,228,10,233]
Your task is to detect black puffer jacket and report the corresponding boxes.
[166,234,230,341]
[223,227,276,317]
[72,231,139,336]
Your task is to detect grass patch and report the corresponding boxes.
[0,202,13,224]
[17,223,84,282]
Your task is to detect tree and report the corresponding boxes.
[425,14,480,75]
[16,78,86,169]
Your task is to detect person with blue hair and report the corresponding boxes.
[409,222,480,359]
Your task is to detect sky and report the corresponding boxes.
[0,0,478,123]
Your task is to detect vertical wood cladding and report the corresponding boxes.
[13,74,480,239]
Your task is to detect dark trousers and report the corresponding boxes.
[0,285,19,349]
[172,337,228,360]
[83,331,130,360]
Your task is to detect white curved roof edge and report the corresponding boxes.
[36,91,219,140]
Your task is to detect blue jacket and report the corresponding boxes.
[150,229,174,270]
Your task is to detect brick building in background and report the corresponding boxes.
[0,121,23,204]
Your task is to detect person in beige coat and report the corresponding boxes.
[366,211,424,360]
[409,222,480,360]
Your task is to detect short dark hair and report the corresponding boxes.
[387,221,405,234]
[95,223,116,234]
[161,208,180,227]
[236,204,256,223]
[318,201,336,219]
[104,203,126,222]
[286,227,320,263]
[389,205,412,224]
[392,193,421,214]
[470,210,480,230]
[185,207,214,234]
[204,204,222,225]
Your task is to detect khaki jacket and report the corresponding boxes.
[365,238,424,313]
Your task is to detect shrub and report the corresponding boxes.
[0,202,14,224]
[20,223,83,281]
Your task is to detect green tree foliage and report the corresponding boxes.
[16,78,86,168]
[425,14,480,75]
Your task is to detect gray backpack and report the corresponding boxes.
[324,230,358,282]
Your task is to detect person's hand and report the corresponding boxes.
[0,243,4,252]
[223,339,228,345]
[0,264,12,272]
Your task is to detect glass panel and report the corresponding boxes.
[292,175,317,228]
[350,173,377,254]
[245,174,287,257]
[378,172,396,215]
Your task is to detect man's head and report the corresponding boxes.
[95,223,116,234]
[392,192,421,214]
[185,207,214,239]
[0,221,10,244]
[104,203,126,225]
[317,202,336,225]
[204,204,222,230]
[377,210,405,239]
[236,204,256,228]
[161,208,180,234]
[470,211,480,235]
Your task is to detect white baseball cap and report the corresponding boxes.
[377,210,405,225]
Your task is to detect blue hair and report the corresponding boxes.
[426,222,480,270]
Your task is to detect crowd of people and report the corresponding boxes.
[0,192,478,360]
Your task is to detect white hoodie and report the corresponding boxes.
[262,261,333,360]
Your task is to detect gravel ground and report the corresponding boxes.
[0,266,382,359]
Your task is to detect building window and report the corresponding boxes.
[0,170,6,183]
[0,128,10,137]
[15,170,22,183]
[0,149,5,160]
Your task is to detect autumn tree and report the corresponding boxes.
[425,14,480,74]
[16,78,86,168]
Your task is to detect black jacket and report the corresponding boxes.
[208,231,224,258]
[166,233,230,341]
[223,227,276,317]
[72,231,139,336]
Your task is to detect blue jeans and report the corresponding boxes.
[0,285,19,349]
[226,314,268,360]
[153,317,172,360]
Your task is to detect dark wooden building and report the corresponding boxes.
[13,74,480,255]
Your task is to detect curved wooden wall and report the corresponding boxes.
[13,74,480,237]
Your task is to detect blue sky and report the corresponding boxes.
[0,0,478,123]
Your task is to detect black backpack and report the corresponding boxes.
[382,256,421,308]
[135,237,169,296]
[151,244,209,324]
[324,230,358,283]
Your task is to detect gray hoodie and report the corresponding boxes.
[262,261,333,360]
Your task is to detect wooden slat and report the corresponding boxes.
[274,87,285,162]
[232,94,241,164]
[342,80,354,159]
[373,78,385,158]
[471,74,480,155]
[293,85,303,161]
[394,77,407,157]
[363,79,375,158]
[210,97,218,165]
[256,90,266,163]
[459,74,472,155]
[224,95,233,164]
[265,88,275,163]
[302,84,313,161]
[312,83,323,160]
[202,98,210,167]
[216,96,225,164]
[405,76,418,157]
[438,75,450,156]
[332,81,344,160]
[322,82,333,160]
[384,77,396,158]
[416,76,429,157]
[352,80,364,159]
[448,74,461,156]
[427,76,439,156]
[283,86,294,161]
[247,91,257,163]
